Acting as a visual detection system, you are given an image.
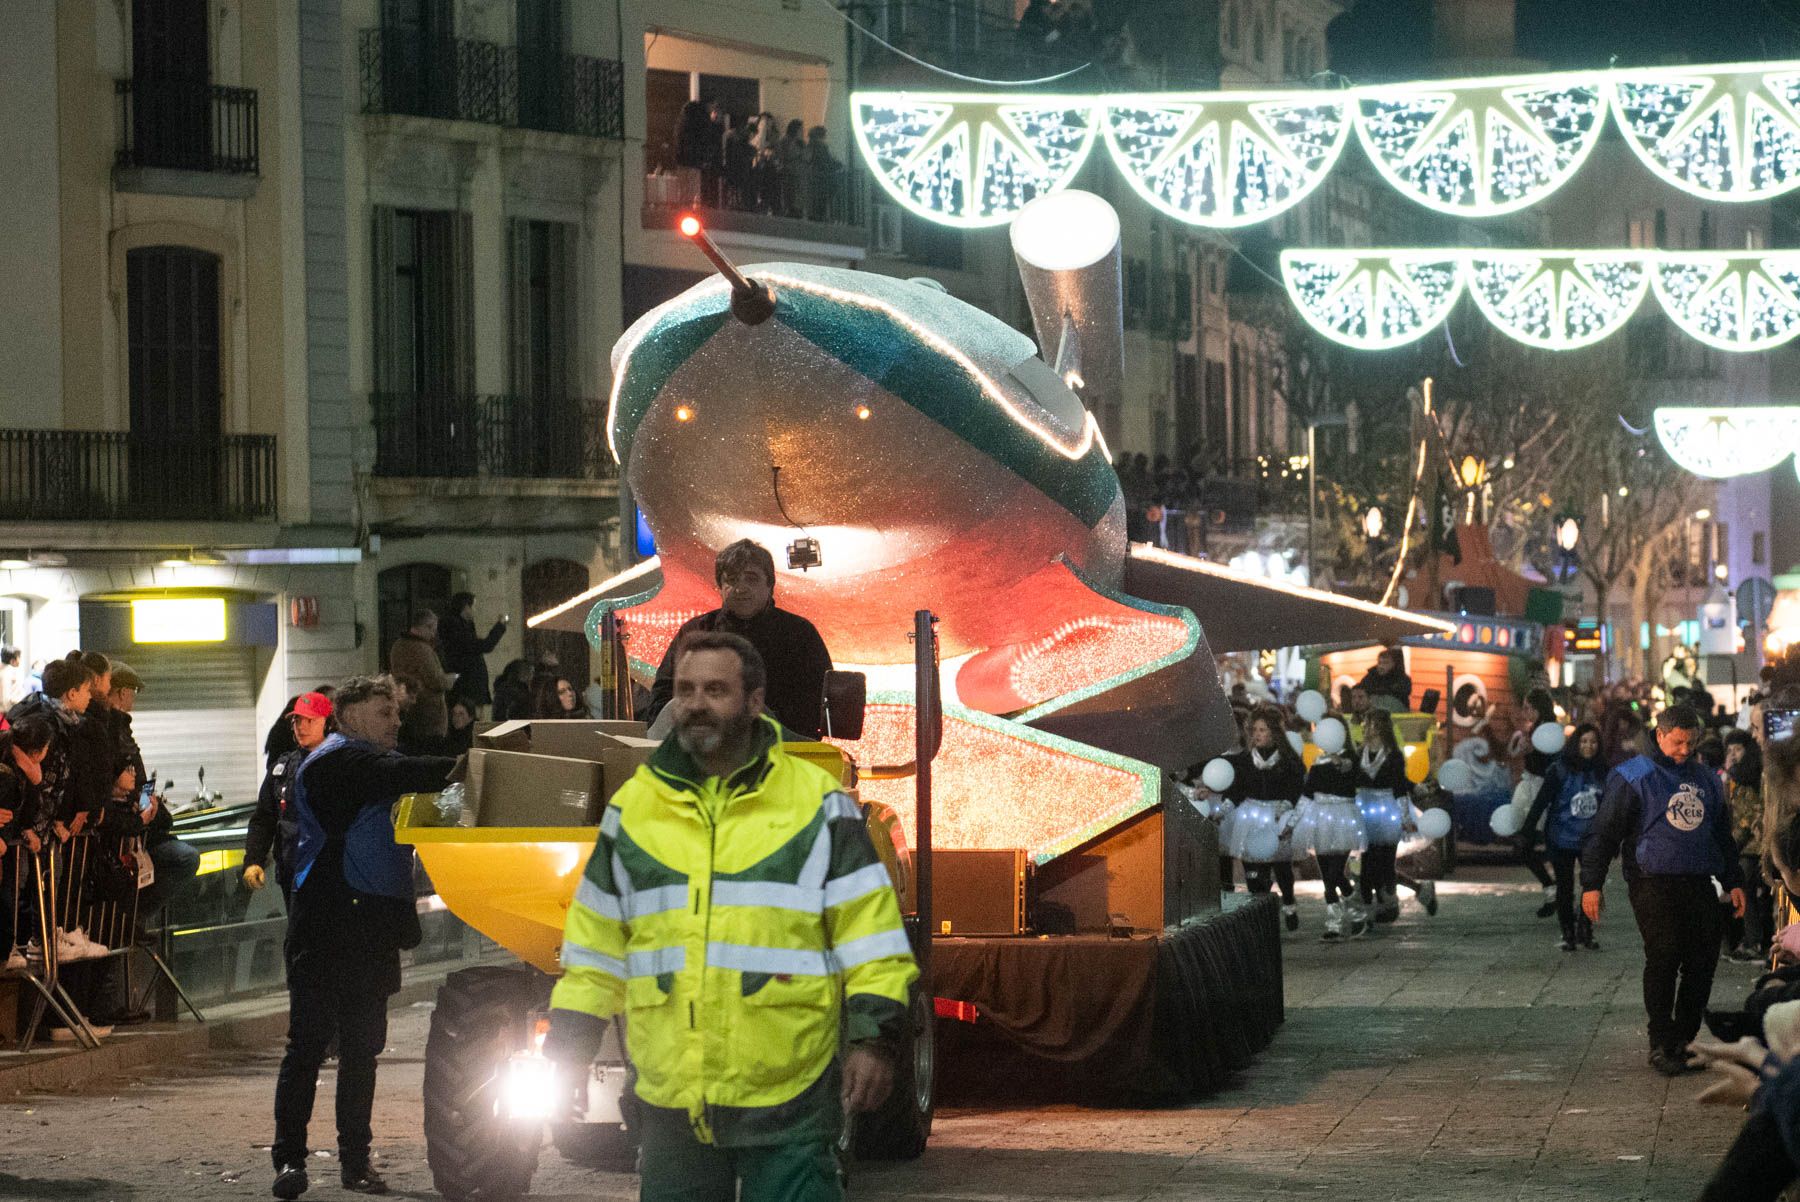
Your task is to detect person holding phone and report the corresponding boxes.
[439,593,507,716]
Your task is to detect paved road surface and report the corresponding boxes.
[0,868,1758,1200]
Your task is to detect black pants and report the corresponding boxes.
[1317,853,1352,904]
[1626,874,1725,1052]
[1727,854,1773,953]
[1242,860,1296,904]
[1519,840,1553,888]
[272,980,390,1169]
[1360,844,1397,903]
[1550,848,1584,940]
[1218,855,1235,891]
[1701,1108,1797,1202]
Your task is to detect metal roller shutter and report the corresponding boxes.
[124,646,261,807]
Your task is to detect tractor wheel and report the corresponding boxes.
[853,986,935,1160]
[422,966,551,1201]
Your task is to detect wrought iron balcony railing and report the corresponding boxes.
[114,79,260,176]
[371,394,617,482]
[0,429,277,523]
[357,29,624,140]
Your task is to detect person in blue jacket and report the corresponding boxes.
[1523,723,1606,952]
[1582,704,1747,1077]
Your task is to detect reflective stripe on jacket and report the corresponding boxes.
[549,714,918,1147]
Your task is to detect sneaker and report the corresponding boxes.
[339,1166,387,1195]
[1345,901,1370,937]
[3,949,26,972]
[1535,887,1557,919]
[1282,904,1299,932]
[1558,936,1576,952]
[1582,936,1600,950]
[272,1162,309,1200]
[1321,903,1343,941]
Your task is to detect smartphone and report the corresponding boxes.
[1767,708,1800,744]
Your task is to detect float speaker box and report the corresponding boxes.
[934,849,1028,935]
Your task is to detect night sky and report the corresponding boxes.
[1328,0,1800,79]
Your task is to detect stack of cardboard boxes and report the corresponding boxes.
[463,719,662,828]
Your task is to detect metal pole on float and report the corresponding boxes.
[913,609,939,984]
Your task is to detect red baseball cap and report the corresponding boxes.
[292,692,333,719]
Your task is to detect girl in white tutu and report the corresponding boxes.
[1355,710,1410,925]
[1221,705,1306,932]
[1295,727,1369,939]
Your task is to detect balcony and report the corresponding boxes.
[854,0,1090,88]
[357,29,624,141]
[0,430,277,524]
[641,163,865,252]
[113,79,260,198]
[371,394,616,481]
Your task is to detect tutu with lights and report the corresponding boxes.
[1292,794,1367,857]
[1356,788,1407,846]
[1219,798,1296,862]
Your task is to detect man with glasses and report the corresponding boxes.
[646,540,835,739]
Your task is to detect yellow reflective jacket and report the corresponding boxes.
[549,715,918,1146]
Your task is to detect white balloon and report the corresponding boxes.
[1201,758,1236,793]
[1531,722,1567,756]
[1416,808,1452,840]
[1296,689,1329,723]
[1244,826,1281,863]
[1489,805,1523,838]
[1312,717,1348,756]
[1286,729,1307,755]
[1437,759,1473,793]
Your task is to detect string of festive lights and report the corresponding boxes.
[852,59,1800,228]
[1652,406,1800,478]
[1281,249,1800,352]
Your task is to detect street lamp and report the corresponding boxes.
[1557,517,1580,552]
[1363,506,1384,539]
[1458,454,1486,489]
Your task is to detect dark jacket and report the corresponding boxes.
[1581,747,1744,891]
[1524,743,1608,853]
[648,604,835,740]
[1222,746,1305,804]
[1303,755,1358,800]
[6,694,74,824]
[674,100,717,169]
[440,613,505,707]
[0,733,40,850]
[285,739,454,994]
[246,747,307,890]
[1358,665,1413,710]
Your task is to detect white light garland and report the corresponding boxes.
[1653,406,1800,478]
[1101,94,1350,228]
[852,58,1800,227]
[852,92,1100,228]
[1279,250,1464,350]
[1464,252,1649,349]
[1614,63,1800,201]
[1279,249,1800,352]
[1355,72,1607,216]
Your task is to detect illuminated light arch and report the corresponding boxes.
[1352,71,1608,216]
[851,92,1101,228]
[1649,252,1800,352]
[1652,406,1800,478]
[1101,92,1351,228]
[1464,251,1650,350]
[1279,250,1464,350]
[1613,63,1800,201]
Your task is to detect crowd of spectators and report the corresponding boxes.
[666,101,846,223]
[0,650,202,1039]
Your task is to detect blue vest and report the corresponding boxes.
[1546,766,1604,852]
[289,733,415,900]
[1617,753,1728,877]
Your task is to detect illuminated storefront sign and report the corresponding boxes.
[130,597,227,644]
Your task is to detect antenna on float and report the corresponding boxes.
[677,213,776,325]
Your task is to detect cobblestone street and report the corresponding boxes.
[0,867,1758,1201]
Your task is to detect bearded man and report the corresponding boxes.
[546,631,916,1202]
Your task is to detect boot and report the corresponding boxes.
[1576,914,1598,950]
[1377,888,1401,924]
[1282,903,1299,932]
[1321,902,1343,941]
[1417,879,1439,916]
[1535,884,1557,919]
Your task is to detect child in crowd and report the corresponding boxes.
[1522,723,1606,951]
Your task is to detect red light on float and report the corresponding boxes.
[677,213,701,238]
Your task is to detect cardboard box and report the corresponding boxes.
[470,749,607,827]
[477,719,648,759]
[598,735,659,800]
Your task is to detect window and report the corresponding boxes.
[1204,358,1226,454]
[1229,343,1249,458]
[379,0,457,120]
[1223,2,1239,51]
[1175,352,1202,463]
[516,0,568,133]
[378,563,452,671]
[1125,257,1148,327]
[509,219,576,399]
[372,207,471,398]
[1627,210,1665,250]
[1283,31,1296,78]
[131,0,211,168]
[128,246,222,439]
[644,68,689,173]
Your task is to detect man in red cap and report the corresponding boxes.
[246,691,334,905]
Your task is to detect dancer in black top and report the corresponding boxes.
[1355,710,1411,924]
[1296,731,1369,940]
[1221,706,1306,932]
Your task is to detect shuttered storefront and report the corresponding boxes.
[124,645,261,807]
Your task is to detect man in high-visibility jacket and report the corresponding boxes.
[545,630,917,1202]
